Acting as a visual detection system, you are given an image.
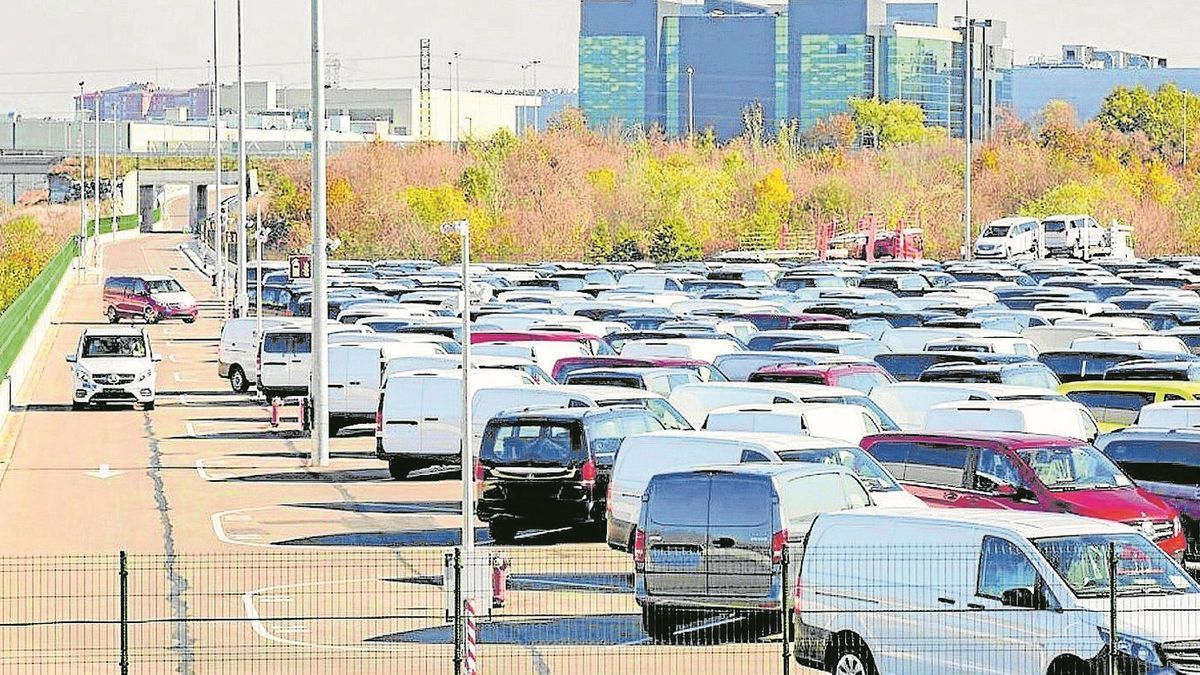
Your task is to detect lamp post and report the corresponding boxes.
[441,219,473,557]
[447,60,454,148]
[686,66,695,141]
[77,81,85,277]
[235,0,249,318]
[212,1,225,301]
[110,103,118,240]
[520,63,530,133]
[530,60,542,130]
[309,0,331,467]
[92,95,100,264]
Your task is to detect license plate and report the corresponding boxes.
[649,547,702,569]
[103,388,124,393]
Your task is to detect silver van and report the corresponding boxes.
[634,464,872,642]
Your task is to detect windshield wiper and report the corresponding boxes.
[1116,586,1186,597]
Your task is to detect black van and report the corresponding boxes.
[476,407,665,543]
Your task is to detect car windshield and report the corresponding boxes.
[982,225,1011,238]
[1043,220,1067,233]
[480,423,582,466]
[1035,534,1198,598]
[82,335,147,358]
[641,399,692,430]
[777,446,902,492]
[1016,445,1133,491]
[146,279,184,294]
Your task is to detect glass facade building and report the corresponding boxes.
[797,34,875,128]
[882,31,962,133]
[579,36,648,129]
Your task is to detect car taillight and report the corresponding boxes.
[580,458,596,485]
[474,460,485,483]
[633,528,646,564]
[771,528,788,565]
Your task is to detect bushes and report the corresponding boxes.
[0,210,75,314]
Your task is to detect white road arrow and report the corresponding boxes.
[85,464,124,479]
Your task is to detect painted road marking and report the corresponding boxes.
[85,464,124,479]
[242,580,400,651]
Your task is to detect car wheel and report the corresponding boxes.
[143,401,155,411]
[72,401,86,411]
[183,317,196,324]
[1047,657,1090,675]
[328,419,343,437]
[387,459,413,480]
[229,366,249,393]
[828,637,878,675]
[144,307,159,324]
[106,306,119,324]
[641,604,676,642]
[488,520,518,544]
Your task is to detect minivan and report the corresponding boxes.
[608,432,874,552]
[703,402,883,444]
[476,407,666,543]
[973,217,1040,259]
[103,275,197,324]
[667,382,900,431]
[635,464,872,641]
[795,509,1200,675]
[327,342,452,435]
[869,382,1067,430]
[255,323,372,399]
[918,361,1062,391]
[923,399,1101,442]
[218,318,301,393]
[860,431,1186,558]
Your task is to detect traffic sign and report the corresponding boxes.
[289,255,312,280]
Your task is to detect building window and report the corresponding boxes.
[837,43,848,55]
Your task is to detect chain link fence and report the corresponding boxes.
[2,544,1198,674]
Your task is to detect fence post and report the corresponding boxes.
[1107,542,1117,675]
[453,547,463,675]
[781,545,791,675]
[119,550,128,675]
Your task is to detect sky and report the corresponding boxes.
[1,0,1197,118]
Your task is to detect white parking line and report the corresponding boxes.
[185,423,198,439]
[242,580,401,651]
[259,595,292,603]
[274,626,310,634]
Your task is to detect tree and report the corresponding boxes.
[848,98,926,146]
[649,216,701,262]
[740,168,794,249]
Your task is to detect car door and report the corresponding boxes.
[326,347,350,412]
[345,347,383,414]
[963,536,1075,674]
[643,474,711,598]
[419,378,461,455]
[869,440,972,507]
[706,474,775,598]
[258,333,291,389]
[961,447,1043,511]
[382,378,423,454]
[287,332,312,391]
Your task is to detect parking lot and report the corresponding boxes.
[0,233,801,673]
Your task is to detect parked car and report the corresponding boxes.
[973,217,1040,259]
[67,326,160,410]
[562,367,700,396]
[746,362,895,394]
[327,342,452,435]
[635,464,873,641]
[255,323,372,399]
[1060,380,1200,432]
[795,509,1200,675]
[102,275,197,324]
[551,355,726,383]
[860,431,1186,558]
[1041,214,1110,258]
[873,351,1027,382]
[217,317,300,393]
[1134,400,1200,429]
[703,402,882,443]
[667,381,899,431]
[918,361,1062,390]
[923,399,1101,442]
[476,407,667,543]
[1096,427,1200,570]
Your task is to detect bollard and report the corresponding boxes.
[270,396,281,428]
[301,397,312,432]
[491,554,509,609]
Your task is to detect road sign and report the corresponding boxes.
[289,255,312,280]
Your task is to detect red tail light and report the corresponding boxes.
[633,528,646,563]
[375,405,384,434]
[771,528,788,565]
[474,460,485,483]
[580,458,596,485]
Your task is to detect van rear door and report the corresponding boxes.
[643,474,710,598]
[381,377,423,454]
[705,474,775,598]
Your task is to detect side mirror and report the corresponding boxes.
[151,355,163,363]
[1001,587,1048,610]
[65,354,77,363]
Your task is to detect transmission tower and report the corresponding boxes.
[419,39,432,141]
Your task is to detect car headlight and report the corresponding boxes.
[1098,628,1163,666]
[136,369,154,382]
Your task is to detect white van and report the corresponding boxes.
[218,317,300,392]
[923,399,1100,442]
[608,432,855,551]
[473,341,590,373]
[257,323,371,398]
[1071,335,1191,355]
[879,327,977,353]
[924,335,1039,357]
[619,337,743,364]
[973,217,1040,259]
[795,509,1200,675]
[666,381,899,430]
[703,402,882,444]
[870,382,1067,430]
[327,342,450,435]
[1021,325,1132,353]
[616,272,701,292]
[376,369,530,479]
[384,354,550,383]
[1135,400,1200,428]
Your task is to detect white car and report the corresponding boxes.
[974,217,1040,259]
[67,326,160,410]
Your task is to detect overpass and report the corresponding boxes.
[130,168,258,233]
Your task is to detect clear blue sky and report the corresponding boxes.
[0,0,1194,117]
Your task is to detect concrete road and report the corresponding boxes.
[0,234,814,674]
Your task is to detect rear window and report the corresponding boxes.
[585,413,663,463]
[779,473,859,524]
[1005,367,1060,390]
[1043,220,1067,232]
[709,477,772,526]
[569,375,641,389]
[263,333,310,354]
[1102,439,1200,485]
[480,423,582,465]
[1065,391,1155,427]
[648,477,710,526]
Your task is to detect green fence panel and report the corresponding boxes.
[0,238,78,382]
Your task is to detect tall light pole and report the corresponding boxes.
[255,202,264,338]
[110,103,119,239]
[686,66,695,140]
[77,82,85,277]
[520,63,530,133]
[958,2,974,261]
[454,52,461,145]
[441,219,473,556]
[92,95,100,263]
[212,0,225,300]
[235,0,249,317]
[309,0,331,467]
[530,60,542,130]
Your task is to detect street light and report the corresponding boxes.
[686,66,695,141]
[440,219,474,557]
[212,0,225,301]
[955,3,990,261]
[77,81,85,278]
[309,0,331,467]
[530,60,542,130]
[235,0,249,318]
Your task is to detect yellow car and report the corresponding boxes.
[1058,380,1200,433]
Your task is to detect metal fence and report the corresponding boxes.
[1,544,1198,674]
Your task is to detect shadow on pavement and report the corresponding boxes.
[275,527,491,548]
[368,614,645,646]
[224,468,392,483]
[290,501,463,515]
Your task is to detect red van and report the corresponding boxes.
[860,431,1187,559]
[748,362,896,393]
[103,275,198,324]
